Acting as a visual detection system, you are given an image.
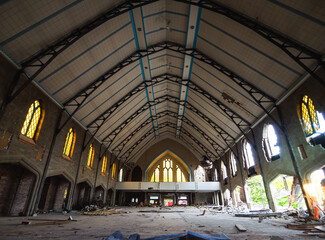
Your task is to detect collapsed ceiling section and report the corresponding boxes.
[0,0,324,164]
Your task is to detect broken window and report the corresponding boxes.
[221,161,228,185]
[87,144,95,168]
[63,128,75,159]
[194,165,206,182]
[243,140,257,177]
[299,95,325,147]
[214,167,219,181]
[270,175,294,211]
[262,124,280,161]
[230,152,237,177]
[246,175,268,210]
[20,100,43,141]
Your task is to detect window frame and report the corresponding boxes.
[262,124,280,162]
[101,154,107,176]
[230,152,238,177]
[87,144,95,169]
[19,100,44,145]
[62,128,76,161]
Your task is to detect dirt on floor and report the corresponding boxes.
[0,206,318,239]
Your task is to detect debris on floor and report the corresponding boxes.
[105,230,231,240]
[83,208,127,216]
[235,224,246,232]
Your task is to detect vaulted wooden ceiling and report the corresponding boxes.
[0,0,324,164]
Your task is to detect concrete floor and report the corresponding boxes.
[0,207,315,239]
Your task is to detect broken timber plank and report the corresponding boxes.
[235,224,247,232]
[315,226,325,232]
[235,213,282,218]
[287,223,324,230]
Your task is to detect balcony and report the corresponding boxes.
[116,181,221,192]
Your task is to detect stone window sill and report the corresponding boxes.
[19,134,36,146]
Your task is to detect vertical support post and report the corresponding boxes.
[33,110,63,214]
[68,131,87,210]
[276,107,312,215]
[92,144,103,201]
[0,70,23,121]
[251,130,272,209]
[235,144,248,204]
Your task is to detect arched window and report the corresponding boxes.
[263,124,280,161]
[299,95,325,147]
[230,152,237,177]
[243,140,255,169]
[119,168,123,182]
[150,159,187,182]
[221,161,228,184]
[214,168,219,181]
[176,165,186,182]
[300,95,320,137]
[111,162,116,180]
[163,158,173,182]
[151,165,160,182]
[194,165,206,182]
[20,100,44,142]
[87,144,95,168]
[101,155,107,176]
[63,128,75,159]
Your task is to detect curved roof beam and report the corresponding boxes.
[91,75,236,147]
[118,121,219,165]
[100,83,235,147]
[176,0,325,86]
[111,109,223,157]
[65,42,274,119]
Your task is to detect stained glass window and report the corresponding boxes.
[163,159,173,182]
[111,162,116,179]
[151,165,160,182]
[87,144,95,168]
[21,100,43,140]
[301,95,320,137]
[101,155,107,175]
[150,158,188,182]
[176,165,186,182]
[63,128,75,158]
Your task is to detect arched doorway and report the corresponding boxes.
[73,181,91,210]
[38,175,70,212]
[0,163,36,216]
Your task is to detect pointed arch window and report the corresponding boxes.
[87,144,95,168]
[176,165,186,182]
[243,140,255,169]
[163,158,173,182]
[299,95,325,148]
[101,155,107,176]
[221,161,228,184]
[263,124,280,161]
[20,100,44,144]
[151,165,160,182]
[119,168,123,182]
[63,128,75,160]
[300,95,320,137]
[111,162,116,180]
[230,152,237,177]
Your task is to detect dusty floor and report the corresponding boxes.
[0,206,317,239]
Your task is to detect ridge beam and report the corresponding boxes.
[176,4,201,137]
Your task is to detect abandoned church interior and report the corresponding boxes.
[0,0,324,239]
